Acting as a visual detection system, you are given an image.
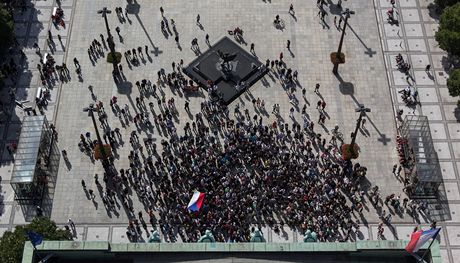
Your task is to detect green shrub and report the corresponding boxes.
[0,5,14,55]
[434,0,460,10]
[447,69,460,97]
[0,217,72,263]
[435,3,460,56]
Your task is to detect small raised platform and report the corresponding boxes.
[183,36,268,105]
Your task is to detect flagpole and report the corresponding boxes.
[418,229,440,263]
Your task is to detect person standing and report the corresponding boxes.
[33,42,40,53]
[68,218,75,229]
[314,83,320,93]
[73,57,80,67]
[286,40,291,50]
[425,64,431,73]
[184,101,190,112]
[250,43,255,53]
[321,100,326,110]
[289,4,295,16]
[48,30,53,42]
[196,14,200,25]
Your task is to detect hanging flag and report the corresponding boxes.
[187,191,205,212]
[405,228,441,253]
[27,231,44,247]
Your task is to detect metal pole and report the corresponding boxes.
[336,15,349,56]
[419,230,440,263]
[88,107,107,162]
[333,15,349,74]
[99,8,118,73]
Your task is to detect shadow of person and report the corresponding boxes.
[65,158,72,170]
[427,71,434,80]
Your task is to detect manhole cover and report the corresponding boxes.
[96,235,99,238]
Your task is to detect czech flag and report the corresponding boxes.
[405,228,441,253]
[187,191,205,212]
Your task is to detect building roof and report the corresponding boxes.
[11,115,46,184]
[22,240,441,263]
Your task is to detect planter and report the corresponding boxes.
[330,52,345,64]
[341,143,360,160]
[93,144,112,160]
[107,52,122,64]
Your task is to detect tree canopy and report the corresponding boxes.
[0,4,14,55]
[447,69,460,97]
[435,0,460,10]
[0,217,72,263]
[435,2,460,56]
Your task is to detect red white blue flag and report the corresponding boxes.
[405,228,441,253]
[187,191,205,212]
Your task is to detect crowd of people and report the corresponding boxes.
[72,3,386,243]
[0,0,429,243]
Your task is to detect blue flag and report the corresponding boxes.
[27,231,43,247]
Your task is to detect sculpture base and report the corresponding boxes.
[184,36,267,105]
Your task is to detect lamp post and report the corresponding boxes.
[83,104,111,172]
[332,8,355,74]
[97,7,119,73]
[351,104,371,145]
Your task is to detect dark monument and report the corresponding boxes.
[183,36,268,105]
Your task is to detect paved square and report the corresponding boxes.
[0,1,458,262]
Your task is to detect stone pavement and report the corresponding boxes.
[374,0,460,262]
[51,0,400,223]
[0,0,75,240]
[0,1,457,263]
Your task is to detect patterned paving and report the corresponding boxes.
[374,0,459,262]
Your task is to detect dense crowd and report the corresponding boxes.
[75,40,377,242]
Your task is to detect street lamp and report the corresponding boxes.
[97,7,119,74]
[351,104,371,145]
[83,104,111,173]
[331,8,355,74]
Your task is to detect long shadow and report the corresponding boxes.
[347,24,377,58]
[326,0,343,15]
[336,72,391,145]
[126,0,163,57]
[116,80,138,117]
